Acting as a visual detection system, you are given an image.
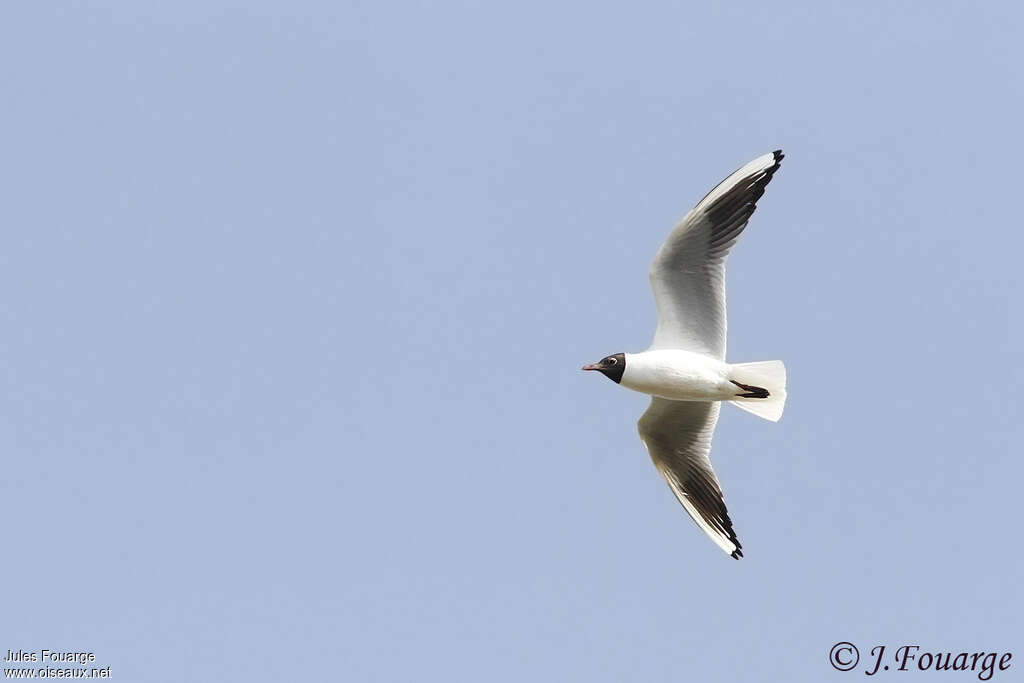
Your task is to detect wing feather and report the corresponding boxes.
[649,151,784,358]
[638,399,743,559]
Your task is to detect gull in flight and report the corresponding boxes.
[583,151,787,559]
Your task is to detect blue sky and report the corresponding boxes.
[2,2,1021,681]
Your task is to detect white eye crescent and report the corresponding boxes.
[607,357,618,365]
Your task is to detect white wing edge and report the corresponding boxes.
[692,150,782,215]
[654,461,740,558]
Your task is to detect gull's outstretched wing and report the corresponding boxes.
[649,150,784,358]
[638,398,742,559]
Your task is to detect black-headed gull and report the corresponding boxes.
[583,151,787,559]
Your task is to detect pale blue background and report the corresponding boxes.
[2,2,1021,681]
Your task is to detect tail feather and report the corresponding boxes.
[728,360,786,422]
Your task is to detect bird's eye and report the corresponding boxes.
[607,357,618,365]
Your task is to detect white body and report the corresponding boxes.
[621,350,734,401]
[622,350,787,422]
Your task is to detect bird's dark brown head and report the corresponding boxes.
[582,353,625,384]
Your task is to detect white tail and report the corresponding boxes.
[728,360,787,422]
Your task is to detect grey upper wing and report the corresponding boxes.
[649,151,784,358]
[638,398,743,559]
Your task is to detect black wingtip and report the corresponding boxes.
[731,548,744,560]
[761,149,784,181]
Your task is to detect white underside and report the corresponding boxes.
[621,350,787,421]
[620,350,735,401]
